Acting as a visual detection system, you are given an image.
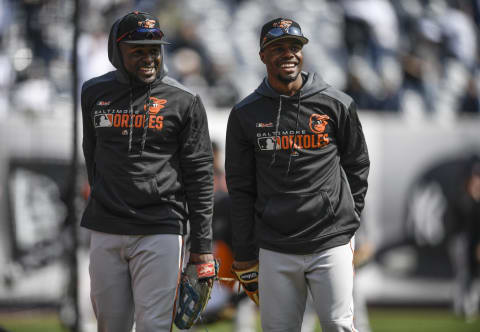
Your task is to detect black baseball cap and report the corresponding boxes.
[116,11,169,45]
[260,18,309,50]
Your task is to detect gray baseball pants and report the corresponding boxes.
[88,231,183,332]
[259,241,357,332]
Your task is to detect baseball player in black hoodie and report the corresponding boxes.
[225,18,370,332]
[80,11,214,332]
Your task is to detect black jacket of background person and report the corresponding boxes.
[225,72,370,261]
[80,17,214,254]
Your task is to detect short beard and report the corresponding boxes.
[132,63,160,84]
[277,71,300,84]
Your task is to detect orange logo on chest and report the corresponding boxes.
[144,97,167,114]
[309,114,330,134]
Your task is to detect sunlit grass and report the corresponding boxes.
[0,310,65,332]
[0,308,479,332]
[368,308,480,332]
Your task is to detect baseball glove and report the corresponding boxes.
[174,260,218,330]
[232,262,259,305]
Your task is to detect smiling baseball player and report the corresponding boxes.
[226,18,370,332]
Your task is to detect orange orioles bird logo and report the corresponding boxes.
[309,114,330,134]
[263,20,293,45]
[138,19,156,29]
[272,19,293,31]
[144,97,167,114]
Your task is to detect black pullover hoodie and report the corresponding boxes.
[80,15,214,254]
[225,72,370,261]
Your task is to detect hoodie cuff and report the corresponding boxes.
[190,239,213,254]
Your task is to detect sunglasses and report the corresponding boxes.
[261,26,304,49]
[117,28,164,43]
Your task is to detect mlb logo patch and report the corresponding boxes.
[258,137,278,150]
[94,114,113,128]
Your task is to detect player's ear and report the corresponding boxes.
[259,50,266,64]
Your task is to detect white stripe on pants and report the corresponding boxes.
[259,241,357,332]
[89,231,183,332]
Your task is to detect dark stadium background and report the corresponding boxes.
[0,0,479,331]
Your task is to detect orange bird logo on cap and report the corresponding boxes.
[272,19,292,31]
[138,19,156,29]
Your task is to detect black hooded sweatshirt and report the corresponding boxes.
[225,72,370,261]
[80,16,214,253]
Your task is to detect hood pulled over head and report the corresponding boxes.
[108,11,169,84]
[106,11,171,156]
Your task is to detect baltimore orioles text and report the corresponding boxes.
[94,109,163,130]
[257,130,329,151]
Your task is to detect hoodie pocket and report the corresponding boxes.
[91,173,159,209]
[261,192,334,237]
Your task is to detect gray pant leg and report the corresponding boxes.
[353,274,372,332]
[258,243,356,332]
[306,242,357,332]
[129,234,182,332]
[259,249,308,332]
[89,232,183,332]
[300,294,318,332]
[89,231,135,332]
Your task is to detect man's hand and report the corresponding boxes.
[175,253,217,329]
[232,259,259,305]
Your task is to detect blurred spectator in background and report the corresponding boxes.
[78,28,115,84]
[0,28,13,119]
[406,153,480,322]
[430,0,478,119]
[20,0,58,68]
[0,0,13,119]
[167,5,240,108]
[341,0,403,112]
[395,0,479,118]
[449,156,480,321]
[168,17,215,105]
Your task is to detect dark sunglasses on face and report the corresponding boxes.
[116,28,164,43]
[262,26,304,48]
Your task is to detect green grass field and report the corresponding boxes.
[0,308,479,332]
